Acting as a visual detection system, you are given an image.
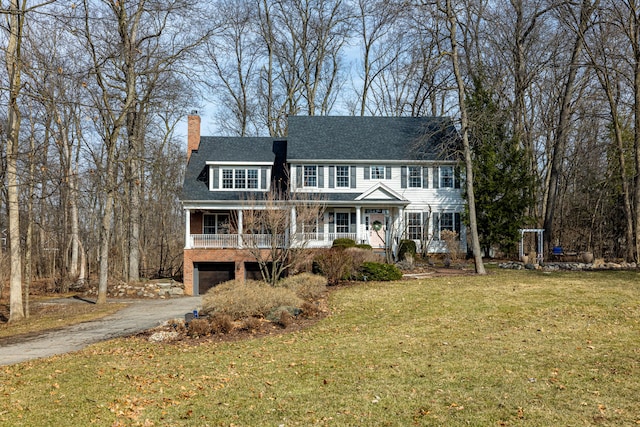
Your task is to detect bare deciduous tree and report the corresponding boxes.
[241,188,324,285]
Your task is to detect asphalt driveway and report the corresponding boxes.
[0,296,202,366]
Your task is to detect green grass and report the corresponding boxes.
[1,270,639,426]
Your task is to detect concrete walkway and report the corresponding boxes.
[0,296,202,366]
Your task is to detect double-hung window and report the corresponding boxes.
[222,169,234,189]
[408,166,422,188]
[370,166,386,180]
[440,212,454,232]
[304,165,317,187]
[407,212,422,240]
[336,166,350,187]
[247,169,258,189]
[440,166,454,188]
[235,169,246,189]
[335,212,350,233]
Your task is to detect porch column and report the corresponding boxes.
[237,209,243,248]
[355,206,362,243]
[288,206,296,248]
[397,207,404,235]
[290,206,297,235]
[184,209,191,249]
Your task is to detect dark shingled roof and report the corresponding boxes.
[181,117,460,202]
[287,116,459,161]
[182,137,276,201]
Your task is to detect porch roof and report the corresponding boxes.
[182,191,410,210]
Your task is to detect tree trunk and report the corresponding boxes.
[6,0,24,322]
[445,0,485,274]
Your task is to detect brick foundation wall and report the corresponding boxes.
[183,248,273,295]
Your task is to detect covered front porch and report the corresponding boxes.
[184,205,405,251]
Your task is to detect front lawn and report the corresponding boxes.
[1,269,638,426]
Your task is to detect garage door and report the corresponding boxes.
[244,262,266,281]
[195,262,235,295]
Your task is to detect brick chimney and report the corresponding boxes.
[187,111,201,162]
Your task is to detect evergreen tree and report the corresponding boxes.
[466,79,534,257]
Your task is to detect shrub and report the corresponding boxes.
[187,318,213,338]
[287,249,320,275]
[209,313,235,334]
[239,317,262,332]
[398,240,417,261]
[276,273,327,301]
[355,243,372,250]
[345,247,382,278]
[441,230,460,262]
[358,262,403,281]
[332,238,356,249]
[300,301,321,318]
[266,306,300,327]
[202,279,302,320]
[314,248,353,285]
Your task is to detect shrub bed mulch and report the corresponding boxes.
[135,290,333,346]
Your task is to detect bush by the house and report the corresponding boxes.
[345,247,382,278]
[201,279,302,320]
[332,238,356,249]
[440,230,460,261]
[355,243,372,250]
[398,240,417,261]
[358,262,403,281]
[314,248,353,285]
[276,272,327,301]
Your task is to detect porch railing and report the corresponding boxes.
[191,234,240,248]
[189,233,285,249]
[189,232,359,249]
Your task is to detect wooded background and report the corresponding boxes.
[2,0,639,318]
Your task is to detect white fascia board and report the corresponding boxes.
[205,161,273,166]
[355,182,408,202]
[288,159,455,165]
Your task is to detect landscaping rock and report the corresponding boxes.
[84,279,185,299]
[148,331,180,342]
[500,260,637,272]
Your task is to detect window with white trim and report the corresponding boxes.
[221,168,260,189]
[335,212,350,233]
[408,166,422,188]
[440,166,454,188]
[370,166,386,180]
[336,166,350,187]
[203,213,230,234]
[222,169,234,189]
[440,212,454,232]
[304,165,317,187]
[407,212,422,240]
[235,169,246,189]
[247,169,258,189]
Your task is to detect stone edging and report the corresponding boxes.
[499,261,638,271]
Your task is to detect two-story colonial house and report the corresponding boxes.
[181,115,466,295]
